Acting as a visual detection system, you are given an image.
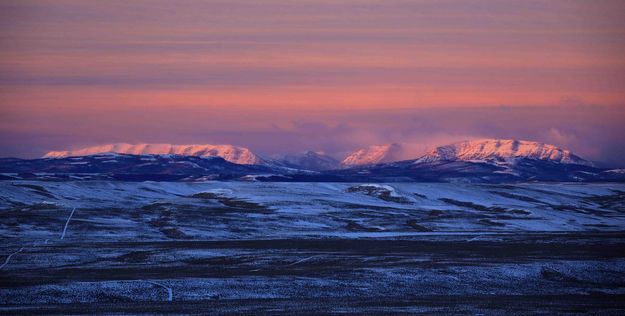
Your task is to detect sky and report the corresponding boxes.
[1,0,625,166]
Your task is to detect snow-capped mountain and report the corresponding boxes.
[313,139,611,183]
[3,138,623,183]
[416,139,593,166]
[273,151,340,171]
[341,144,403,167]
[43,143,264,165]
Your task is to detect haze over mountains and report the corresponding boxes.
[340,144,403,167]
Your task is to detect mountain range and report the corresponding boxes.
[44,143,263,165]
[1,139,623,182]
[416,139,593,166]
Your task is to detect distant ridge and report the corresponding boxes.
[2,138,622,182]
[41,139,594,169]
[43,143,263,165]
[416,139,593,166]
[273,151,340,171]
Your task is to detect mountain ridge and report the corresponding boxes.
[415,139,593,166]
[21,138,612,183]
[41,139,594,169]
[43,143,263,165]
[272,151,340,171]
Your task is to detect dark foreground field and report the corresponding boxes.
[1,181,625,314]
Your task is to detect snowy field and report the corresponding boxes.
[1,181,625,314]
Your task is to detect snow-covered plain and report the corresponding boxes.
[1,181,624,313]
[1,181,623,238]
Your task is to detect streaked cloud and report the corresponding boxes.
[0,0,624,164]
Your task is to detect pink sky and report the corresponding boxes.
[1,1,624,165]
